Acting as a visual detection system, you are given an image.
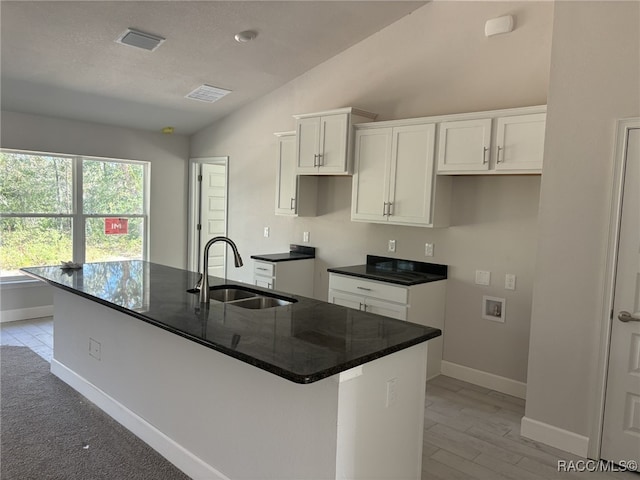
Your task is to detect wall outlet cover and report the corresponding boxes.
[263,226,269,238]
[425,243,434,257]
[388,239,396,253]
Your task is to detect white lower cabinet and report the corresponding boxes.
[328,273,445,378]
[254,259,315,297]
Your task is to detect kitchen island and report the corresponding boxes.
[22,261,441,480]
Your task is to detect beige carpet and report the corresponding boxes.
[0,345,191,480]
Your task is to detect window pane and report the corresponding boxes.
[83,159,144,214]
[85,217,144,263]
[0,217,72,276]
[0,152,72,214]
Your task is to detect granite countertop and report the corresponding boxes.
[21,261,441,384]
[250,244,316,263]
[328,255,448,286]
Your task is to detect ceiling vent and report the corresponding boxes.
[115,28,165,51]
[185,85,232,103]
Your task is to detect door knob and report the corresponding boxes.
[618,311,640,322]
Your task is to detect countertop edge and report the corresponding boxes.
[21,268,441,384]
[326,267,447,286]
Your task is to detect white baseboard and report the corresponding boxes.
[0,305,53,323]
[50,359,229,480]
[521,416,589,458]
[440,360,527,399]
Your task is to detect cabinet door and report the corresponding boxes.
[275,134,297,215]
[364,297,407,320]
[296,117,320,173]
[318,114,349,173]
[255,277,273,289]
[437,118,491,173]
[351,128,392,223]
[388,123,436,225]
[329,290,364,311]
[495,113,546,172]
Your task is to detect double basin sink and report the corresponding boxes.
[188,285,297,309]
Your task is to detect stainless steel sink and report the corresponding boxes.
[228,296,293,309]
[187,285,296,309]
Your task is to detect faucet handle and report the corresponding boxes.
[194,274,203,291]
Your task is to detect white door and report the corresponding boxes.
[319,113,348,173]
[388,123,436,225]
[275,133,297,215]
[437,118,491,173]
[296,117,320,173]
[199,163,227,279]
[601,125,640,464]
[364,297,407,321]
[351,127,392,223]
[494,113,546,172]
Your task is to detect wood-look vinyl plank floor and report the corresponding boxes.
[3,318,636,479]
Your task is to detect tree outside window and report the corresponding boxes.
[0,150,148,279]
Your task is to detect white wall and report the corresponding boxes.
[525,0,640,447]
[190,1,553,384]
[0,111,190,314]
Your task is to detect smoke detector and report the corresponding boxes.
[185,85,232,103]
[115,28,165,51]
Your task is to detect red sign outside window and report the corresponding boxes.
[105,218,128,235]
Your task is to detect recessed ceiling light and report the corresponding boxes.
[185,85,232,103]
[234,30,257,43]
[115,28,165,51]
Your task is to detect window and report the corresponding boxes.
[0,150,148,279]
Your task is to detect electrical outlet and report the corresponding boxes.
[303,231,310,243]
[388,239,396,253]
[263,226,269,238]
[475,270,491,285]
[505,274,516,290]
[425,243,434,257]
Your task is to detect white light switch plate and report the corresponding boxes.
[475,270,491,285]
[505,274,516,290]
[263,226,269,238]
[303,231,310,243]
[388,240,396,253]
[425,243,434,257]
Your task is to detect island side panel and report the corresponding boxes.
[336,343,427,480]
[51,290,340,480]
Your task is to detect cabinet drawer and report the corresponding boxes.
[328,274,408,304]
[254,261,275,277]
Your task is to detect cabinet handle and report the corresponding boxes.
[497,146,504,164]
[388,202,394,216]
[317,153,323,166]
[257,267,269,271]
[383,202,388,216]
[290,197,295,210]
[359,302,364,311]
[363,304,368,312]
[313,154,318,167]
[356,286,372,291]
[483,146,489,164]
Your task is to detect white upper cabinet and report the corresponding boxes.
[274,131,317,217]
[437,118,492,172]
[436,106,546,175]
[294,108,377,175]
[494,113,546,172]
[352,121,451,227]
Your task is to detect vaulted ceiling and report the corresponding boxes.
[1,1,425,135]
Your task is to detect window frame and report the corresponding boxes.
[0,149,150,283]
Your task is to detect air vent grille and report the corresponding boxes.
[116,29,165,52]
[185,85,232,103]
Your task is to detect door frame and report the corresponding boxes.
[591,118,640,459]
[187,156,229,274]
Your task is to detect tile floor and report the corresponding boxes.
[1,317,637,479]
